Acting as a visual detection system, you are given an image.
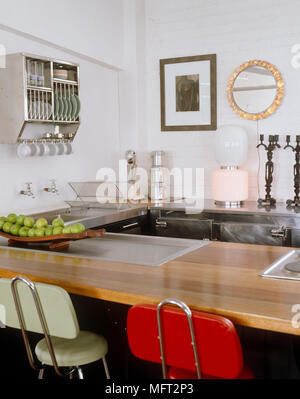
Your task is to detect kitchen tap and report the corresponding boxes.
[44,180,59,194]
[20,182,35,199]
[125,150,137,184]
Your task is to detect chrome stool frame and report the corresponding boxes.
[156,298,202,379]
[11,275,75,378]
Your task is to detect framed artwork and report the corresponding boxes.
[160,54,217,131]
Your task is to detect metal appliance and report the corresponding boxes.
[261,250,300,280]
[150,151,168,201]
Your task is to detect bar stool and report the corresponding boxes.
[0,276,110,379]
[127,299,253,379]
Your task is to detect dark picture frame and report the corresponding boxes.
[160,54,217,131]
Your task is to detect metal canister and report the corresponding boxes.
[151,151,165,167]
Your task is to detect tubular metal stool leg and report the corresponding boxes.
[69,367,74,379]
[38,368,45,380]
[102,356,110,379]
[77,367,84,379]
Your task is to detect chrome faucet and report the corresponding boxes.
[44,180,58,195]
[20,182,35,199]
[125,150,137,184]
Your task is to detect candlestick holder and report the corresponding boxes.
[284,135,300,209]
[257,134,280,208]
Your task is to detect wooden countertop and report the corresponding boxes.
[0,241,299,336]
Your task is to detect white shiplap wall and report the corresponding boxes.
[140,0,300,201]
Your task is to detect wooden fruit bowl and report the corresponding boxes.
[0,228,106,251]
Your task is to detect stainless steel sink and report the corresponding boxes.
[30,203,147,229]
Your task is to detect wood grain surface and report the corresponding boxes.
[0,241,299,335]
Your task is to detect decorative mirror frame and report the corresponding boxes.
[227,60,284,120]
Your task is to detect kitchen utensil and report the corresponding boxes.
[66,97,73,120]
[62,97,69,120]
[37,62,45,87]
[35,143,45,156]
[17,143,31,158]
[53,69,68,80]
[151,151,165,167]
[54,95,60,119]
[150,151,168,200]
[70,94,78,120]
[26,60,31,85]
[63,142,73,155]
[68,70,76,81]
[73,94,80,119]
[44,143,57,156]
[30,60,38,86]
[56,143,65,155]
[58,96,64,120]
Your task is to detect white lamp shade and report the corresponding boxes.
[212,169,248,202]
[214,125,248,167]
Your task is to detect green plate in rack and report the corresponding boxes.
[54,95,60,120]
[62,97,69,121]
[70,94,78,120]
[73,94,80,120]
[67,98,73,120]
[58,96,64,120]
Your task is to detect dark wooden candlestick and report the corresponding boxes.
[285,135,300,210]
[257,134,280,209]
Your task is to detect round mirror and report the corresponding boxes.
[227,60,284,120]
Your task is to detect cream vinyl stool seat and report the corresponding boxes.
[0,276,110,379]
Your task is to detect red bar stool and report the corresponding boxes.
[127,299,253,379]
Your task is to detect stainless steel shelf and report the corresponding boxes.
[26,118,53,123]
[53,120,80,124]
[26,85,52,92]
[53,78,78,86]
[0,53,81,144]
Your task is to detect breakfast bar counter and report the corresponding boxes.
[0,240,298,336]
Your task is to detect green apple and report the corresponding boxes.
[45,226,54,236]
[19,227,29,237]
[35,228,45,237]
[3,222,13,233]
[0,220,5,230]
[52,217,64,227]
[36,218,48,229]
[28,228,36,238]
[10,224,21,236]
[16,215,25,225]
[24,217,35,228]
[78,223,85,233]
[53,226,63,235]
[71,223,85,234]
[7,214,17,223]
[62,226,72,234]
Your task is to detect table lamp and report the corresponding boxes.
[212,125,248,208]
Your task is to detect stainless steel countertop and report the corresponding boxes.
[29,199,300,231]
[31,202,148,229]
[66,199,300,218]
[0,234,210,267]
[148,199,300,217]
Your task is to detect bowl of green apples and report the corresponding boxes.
[0,214,105,251]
